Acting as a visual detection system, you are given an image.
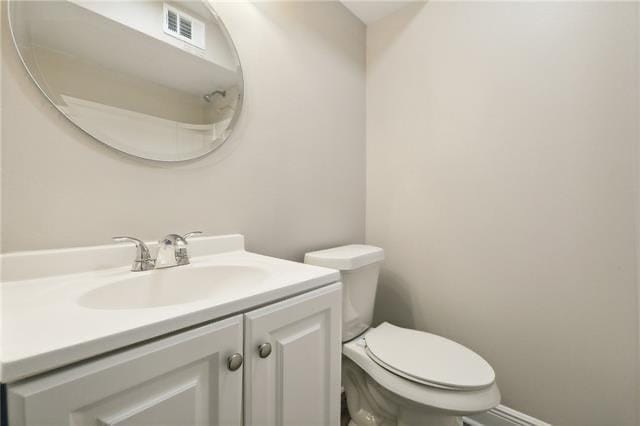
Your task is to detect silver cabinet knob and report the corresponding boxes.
[228,353,243,371]
[258,343,272,358]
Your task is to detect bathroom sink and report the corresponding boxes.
[78,265,269,310]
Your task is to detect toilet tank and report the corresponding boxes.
[304,245,384,342]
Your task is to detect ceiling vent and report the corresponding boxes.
[163,3,205,50]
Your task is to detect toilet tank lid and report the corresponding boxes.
[304,244,384,270]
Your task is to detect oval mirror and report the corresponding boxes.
[8,0,243,162]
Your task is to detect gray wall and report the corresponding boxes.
[366,2,639,425]
[0,2,366,259]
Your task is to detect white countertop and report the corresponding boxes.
[0,235,340,383]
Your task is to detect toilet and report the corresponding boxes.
[305,245,500,426]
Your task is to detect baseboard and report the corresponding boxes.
[464,404,551,426]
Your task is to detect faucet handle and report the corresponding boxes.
[113,235,144,245]
[112,236,155,272]
[182,231,203,240]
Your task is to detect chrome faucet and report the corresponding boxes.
[113,231,202,272]
[112,236,155,272]
[155,231,202,269]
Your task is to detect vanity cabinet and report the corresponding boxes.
[7,315,244,426]
[6,283,341,426]
[244,284,342,426]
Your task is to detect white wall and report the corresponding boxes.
[0,1,366,259]
[366,2,639,425]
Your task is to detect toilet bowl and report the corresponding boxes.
[305,245,500,426]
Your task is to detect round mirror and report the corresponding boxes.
[8,0,243,162]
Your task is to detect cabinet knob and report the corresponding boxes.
[228,353,243,371]
[258,342,272,358]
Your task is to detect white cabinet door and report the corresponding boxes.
[8,315,244,426]
[244,283,342,426]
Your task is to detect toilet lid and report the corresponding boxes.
[304,245,384,270]
[364,323,495,390]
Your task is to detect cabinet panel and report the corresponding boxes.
[244,283,342,426]
[8,315,243,426]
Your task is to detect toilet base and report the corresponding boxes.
[397,409,462,426]
[348,415,461,426]
[343,357,463,426]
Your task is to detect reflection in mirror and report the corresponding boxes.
[9,0,243,161]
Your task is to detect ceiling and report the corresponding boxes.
[340,1,414,25]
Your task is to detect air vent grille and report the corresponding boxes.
[163,4,205,49]
[167,9,178,32]
[179,17,192,39]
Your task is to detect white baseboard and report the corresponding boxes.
[464,404,551,426]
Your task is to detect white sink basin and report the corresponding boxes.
[78,265,269,309]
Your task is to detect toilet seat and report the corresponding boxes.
[364,323,495,391]
[342,334,501,415]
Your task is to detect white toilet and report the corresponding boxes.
[305,245,500,426]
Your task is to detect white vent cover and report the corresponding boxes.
[163,3,205,49]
